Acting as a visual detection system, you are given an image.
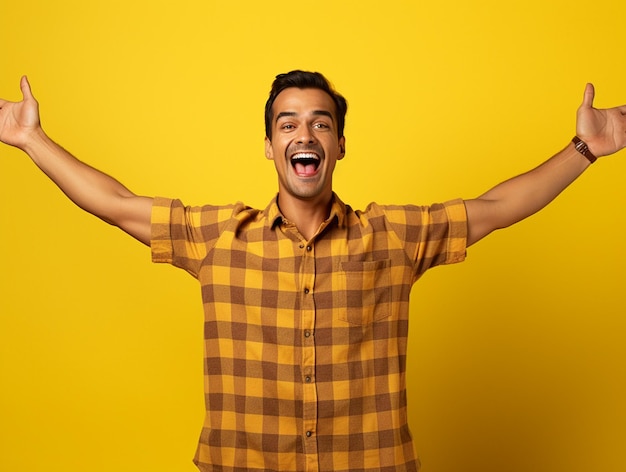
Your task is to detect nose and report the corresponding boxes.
[295,125,317,145]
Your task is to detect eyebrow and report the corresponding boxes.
[275,110,334,122]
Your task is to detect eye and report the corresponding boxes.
[280,123,296,131]
[313,122,330,130]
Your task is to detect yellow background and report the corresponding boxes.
[1,1,625,471]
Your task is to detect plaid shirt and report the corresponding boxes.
[151,193,467,472]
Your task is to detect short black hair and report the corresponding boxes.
[264,70,348,140]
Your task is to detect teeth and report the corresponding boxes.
[291,152,319,161]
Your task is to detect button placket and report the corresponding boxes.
[300,240,318,461]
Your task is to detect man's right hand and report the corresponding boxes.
[0,77,154,246]
[0,76,42,150]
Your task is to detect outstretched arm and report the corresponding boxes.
[465,84,626,247]
[0,77,153,245]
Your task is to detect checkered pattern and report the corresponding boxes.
[151,194,467,472]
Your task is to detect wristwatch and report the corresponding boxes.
[572,136,597,163]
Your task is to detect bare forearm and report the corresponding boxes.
[25,129,130,213]
[22,128,153,244]
[466,142,590,245]
[464,83,626,247]
[480,142,589,222]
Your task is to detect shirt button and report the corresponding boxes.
[299,244,305,249]
[306,246,312,251]
[306,431,313,438]
[304,331,311,338]
[305,376,312,383]
[304,288,310,294]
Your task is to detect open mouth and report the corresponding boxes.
[291,152,320,176]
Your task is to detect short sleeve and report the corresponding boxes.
[150,197,243,278]
[151,197,175,264]
[380,198,468,279]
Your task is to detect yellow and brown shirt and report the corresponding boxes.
[151,193,467,472]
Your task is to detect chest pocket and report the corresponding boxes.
[338,259,392,325]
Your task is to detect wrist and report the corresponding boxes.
[21,126,49,155]
[571,136,597,163]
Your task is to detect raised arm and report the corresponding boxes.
[0,77,153,245]
[465,84,626,247]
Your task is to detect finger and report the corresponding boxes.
[20,75,35,101]
[582,82,595,109]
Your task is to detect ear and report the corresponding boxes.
[338,136,346,160]
[265,137,273,160]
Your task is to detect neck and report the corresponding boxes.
[277,192,333,240]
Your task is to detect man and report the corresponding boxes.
[1,70,625,471]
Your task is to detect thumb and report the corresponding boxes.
[581,82,595,109]
[20,75,35,101]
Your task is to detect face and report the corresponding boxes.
[265,87,345,203]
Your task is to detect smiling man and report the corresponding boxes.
[265,83,346,239]
[1,70,625,472]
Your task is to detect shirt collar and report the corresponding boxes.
[266,193,348,230]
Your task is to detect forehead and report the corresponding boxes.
[272,87,337,120]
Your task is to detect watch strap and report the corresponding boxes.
[572,136,597,163]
